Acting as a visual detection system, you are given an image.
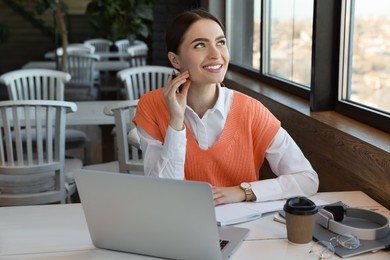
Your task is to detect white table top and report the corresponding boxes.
[66,100,138,126]
[67,100,130,126]
[22,61,130,72]
[0,101,120,126]
[44,51,130,60]
[0,191,389,259]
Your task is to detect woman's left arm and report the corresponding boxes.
[212,127,319,205]
[251,127,319,202]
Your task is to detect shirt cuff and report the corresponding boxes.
[250,179,284,202]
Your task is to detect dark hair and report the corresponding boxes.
[165,8,224,54]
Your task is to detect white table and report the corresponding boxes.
[22,61,130,72]
[67,100,138,163]
[0,191,389,260]
[68,100,136,126]
[44,51,131,60]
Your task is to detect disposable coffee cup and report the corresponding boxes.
[283,196,318,245]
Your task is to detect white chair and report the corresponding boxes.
[83,38,114,85]
[117,65,176,100]
[133,40,147,46]
[65,53,100,101]
[0,69,69,100]
[0,69,92,165]
[44,44,96,60]
[84,38,113,53]
[83,100,143,174]
[127,44,149,67]
[105,101,143,173]
[115,39,146,60]
[0,100,82,206]
[56,44,95,56]
[114,39,131,54]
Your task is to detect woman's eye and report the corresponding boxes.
[194,42,205,49]
[217,40,226,46]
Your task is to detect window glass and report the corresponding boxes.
[226,0,261,70]
[342,0,390,114]
[263,0,313,87]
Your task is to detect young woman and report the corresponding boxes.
[133,9,319,205]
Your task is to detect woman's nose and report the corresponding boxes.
[208,45,221,59]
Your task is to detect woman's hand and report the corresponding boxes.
[212,186,246,206]
[162,70,191,131]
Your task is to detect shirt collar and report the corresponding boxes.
[213,83,228,119]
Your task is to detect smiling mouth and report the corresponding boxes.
[203,64,223,71]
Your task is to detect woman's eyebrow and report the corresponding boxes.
[190,35,226,44]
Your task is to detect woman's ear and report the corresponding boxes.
[168,52,181,70]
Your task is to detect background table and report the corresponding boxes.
[68,101,131,125]
[67,100,138,164]
[0,191,389,259]
[44,51,131,60]
[22,61,130,72]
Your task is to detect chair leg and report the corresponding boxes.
[83,137,92,165]
[65,183,77,203]
[114,133,119,160]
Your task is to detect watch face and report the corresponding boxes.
[241,182,250,189]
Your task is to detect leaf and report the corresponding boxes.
[136,4,154,21]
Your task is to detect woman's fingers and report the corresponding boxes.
[212,186,244,205]
[163,71,190,96]
[179,78,191,95]
[162,71,191,131]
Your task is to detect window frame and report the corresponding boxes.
[336,0,390,132]
[225,0,389,133]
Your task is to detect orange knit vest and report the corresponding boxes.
[133,88,280,186]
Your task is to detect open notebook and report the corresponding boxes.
[215,198,334,226]
[215,200,286,225]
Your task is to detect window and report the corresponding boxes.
[263,0,313,87]
[226,0,260,70]
[225,0,389,132]
[340,0,390,115]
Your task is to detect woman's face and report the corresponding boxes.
[174,18,229,85]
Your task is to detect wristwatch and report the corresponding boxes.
[240,182,256,202]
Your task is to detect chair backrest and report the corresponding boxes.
[0,69,71,101]
[126,44,149,67]
[117,65,175,100]
[0,100,77,206]
[66,53,100,87]
[103,100,143,173]
[56,44,95,56]
[84,38,113,53]
[114,39,131,53]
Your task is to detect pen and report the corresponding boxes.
[273,213,286,224]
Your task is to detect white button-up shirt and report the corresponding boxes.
[137,85,319,202]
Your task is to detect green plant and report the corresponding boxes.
[86,0,154,42]
[18,0,69,71]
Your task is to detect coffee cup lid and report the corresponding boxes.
[284,196,318,215]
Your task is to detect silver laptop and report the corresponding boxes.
[74,169,249,260]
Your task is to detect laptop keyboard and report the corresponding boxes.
[219,239,229,250]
